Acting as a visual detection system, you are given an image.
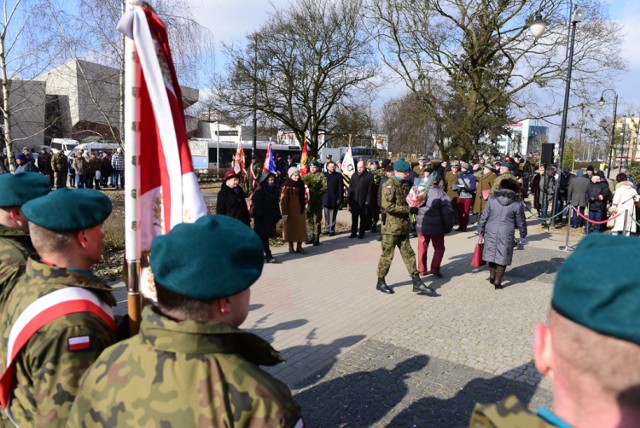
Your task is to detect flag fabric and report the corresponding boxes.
[233,141,247,176]
[299,140,309,175]
[263,143,277,173]
[341,145,356,178]
[117,5,207,299]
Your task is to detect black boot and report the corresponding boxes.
[306,234,315,245]
[370,223,377,233]
[412,275,437,296]
[376,277,394,294]
[313,235,320,246]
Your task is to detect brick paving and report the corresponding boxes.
[112,209,581,426]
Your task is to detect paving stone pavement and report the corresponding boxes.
[111,209,580,426]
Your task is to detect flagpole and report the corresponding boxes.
[123,0,143,334]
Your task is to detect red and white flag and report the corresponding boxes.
[233,141,247,176]
[299,140,309,175]
[118,5,207,300]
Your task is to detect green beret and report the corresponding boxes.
[309,160,321,167]
[0,172,51,208]
[22,188,112,232]
[370,160,379,165]
[500,162,511,168]
[394,160,410,172]
[552,234,640,345]
[150,215,264,300]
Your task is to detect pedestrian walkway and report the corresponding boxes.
[111,210,579,426]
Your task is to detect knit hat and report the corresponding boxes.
[288,167,299,177]
[586,165,594,172]
[15,153,26,161]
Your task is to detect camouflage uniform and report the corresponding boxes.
[469,395,556,427]
[306,170,328,238]
[0,225,34,313]
[51,151,68,188]
[369,168,385,231]
[492,172,519,193]
[0,257,116,427]
[377,176,418,277]
[67,306,303,428]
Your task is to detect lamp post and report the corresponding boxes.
[620,122,628,171]
[599,89,618,179]
[550,7,585,228]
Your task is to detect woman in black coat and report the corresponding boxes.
[252,171,282,263]
[216,170,251,226]
[477,178,527,289]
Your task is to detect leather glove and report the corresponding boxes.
[409,207,418,215]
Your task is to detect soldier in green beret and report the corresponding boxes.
[68,215,303,427]
[305,159,327,246]
[0,172,50,310]
[469,234,640,427]
[376,160,437,296]
[0,188,117,427]
[51,149,68,189]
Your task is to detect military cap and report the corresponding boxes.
[309,160,320,167]
[460,161,470,170]
[450,162,460,168]
[418,156,426,161]
[393,159,410,172]
[150,215,264,300]
[552,234,640,345]
[22,188,112,232]
[0,172,51,208]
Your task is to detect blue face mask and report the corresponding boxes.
[394,174,404,182]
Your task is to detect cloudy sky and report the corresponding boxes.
[187,0,640,119]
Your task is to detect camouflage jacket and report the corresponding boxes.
[0,225,34,313]
[381,176,411,236]
[67,306,303,428]
[51,152,68,174]
[0,257,116,428]
[469,396,556,428]
[309,170,328,208]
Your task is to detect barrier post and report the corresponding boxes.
[560,205,575,251]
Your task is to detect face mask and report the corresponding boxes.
[394,174,404,182]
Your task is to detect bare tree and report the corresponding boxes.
[217,0,377,157]
[367,0,626,159]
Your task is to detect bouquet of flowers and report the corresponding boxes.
[406,173,438,207]
[301,173,320,212]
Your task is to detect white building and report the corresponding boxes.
[1,79,47,148]
[496,119,549,155]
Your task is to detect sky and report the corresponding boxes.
[186,0,640,127]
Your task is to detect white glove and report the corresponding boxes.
[282,215,288,222]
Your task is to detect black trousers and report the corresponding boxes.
[260,236,272,258]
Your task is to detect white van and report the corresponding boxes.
[50,138,79,155]
[72,141,122,156]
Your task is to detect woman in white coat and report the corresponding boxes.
[609,173,639,236]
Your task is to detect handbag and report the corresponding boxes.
[470,237,486,268]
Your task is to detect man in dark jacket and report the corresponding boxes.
[539,168,556,227]
[36,147,53,185]
[586,174,611,233]
[557,167,574,226]
[348,161,373,239]
[568,169,590,228]
[323,161,343,236]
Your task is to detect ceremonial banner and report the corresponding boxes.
[341,145,356,178]
[263,142,277,173]
[299,140,309,175]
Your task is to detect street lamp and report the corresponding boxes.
[529,14,548,38]
[599,89,618,179]
[551,6,585,228]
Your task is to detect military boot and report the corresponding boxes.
[313,235,320,246]
[376,277,394,294]
[412,275,437,296]
[306,234,315,245]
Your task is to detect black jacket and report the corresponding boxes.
[348,170,373,215]
[416,187,454,236]
[252,183,281,238]
[323,171,344,209]
[587,181,611,212]
[216,184,251,225]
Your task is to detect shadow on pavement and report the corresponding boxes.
[248,316,309,344]
[294,355,430,426]
[389,361,545,427]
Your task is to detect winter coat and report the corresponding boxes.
[416,187,454,236]
[280,183,307,242]
[455,170,477,199]
[531,173,542,209]
[73,156,89,175]
[444,171,459,200]
[15,161,37,173]
[252,182,282,238]
[67,157,76,176]
[348,170,373,215]
[558,172,574,201]
[587,181,611,212]
[36,152,52,174]
[611,181,638,233]
[473,172,496,214]
[111,152,125,171]
[216,184,251,225]
[51,152,68,175]
[477,189,527,266]
[538,174,556,206]
[323,171,344,209]
[567,175,590,207]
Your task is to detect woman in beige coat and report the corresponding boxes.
[473,165,497,216]
[281,167,308,253]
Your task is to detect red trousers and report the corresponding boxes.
[457,197,473,230]
[417,234,445,274]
